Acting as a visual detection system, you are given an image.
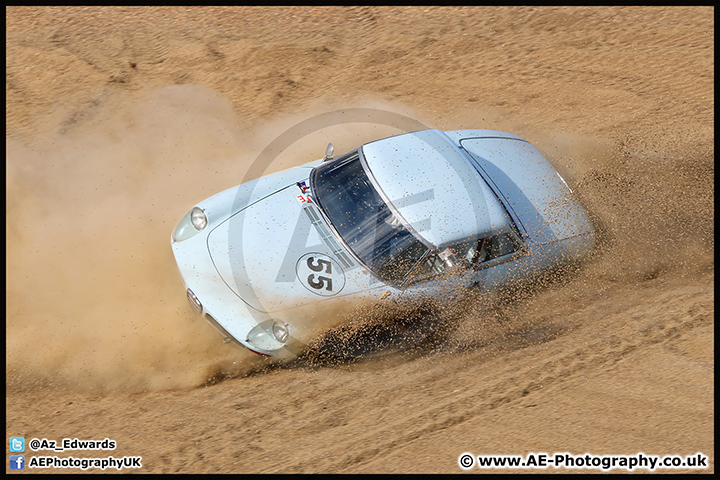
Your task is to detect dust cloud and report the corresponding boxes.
[5,85,444,391]
[7,85,263,392]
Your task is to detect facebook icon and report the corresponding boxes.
[10,455,25,470]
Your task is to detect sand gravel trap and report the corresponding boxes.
[6,6,713,473]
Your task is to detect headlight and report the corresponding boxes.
[172,206,207,242]
[190,206,208,230]
[246,319,290,352]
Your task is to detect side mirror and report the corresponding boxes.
[324,142,334,161]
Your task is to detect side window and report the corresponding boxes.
[470,231,521,266]
[403,231,522,288]
[449,231,521,268]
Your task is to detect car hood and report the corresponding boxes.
[206,183,378,313]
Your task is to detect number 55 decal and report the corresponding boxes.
[296,253,346,296]
[307,256,333,291]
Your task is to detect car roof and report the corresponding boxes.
[361,129,512,247]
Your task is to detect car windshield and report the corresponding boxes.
[310,151,430,285]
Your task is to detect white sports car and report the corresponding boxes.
[171,129,594,358]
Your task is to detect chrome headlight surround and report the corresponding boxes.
[172,206,208,242]
[246,319,290,352]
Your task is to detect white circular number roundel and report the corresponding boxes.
[295,252,346,296]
